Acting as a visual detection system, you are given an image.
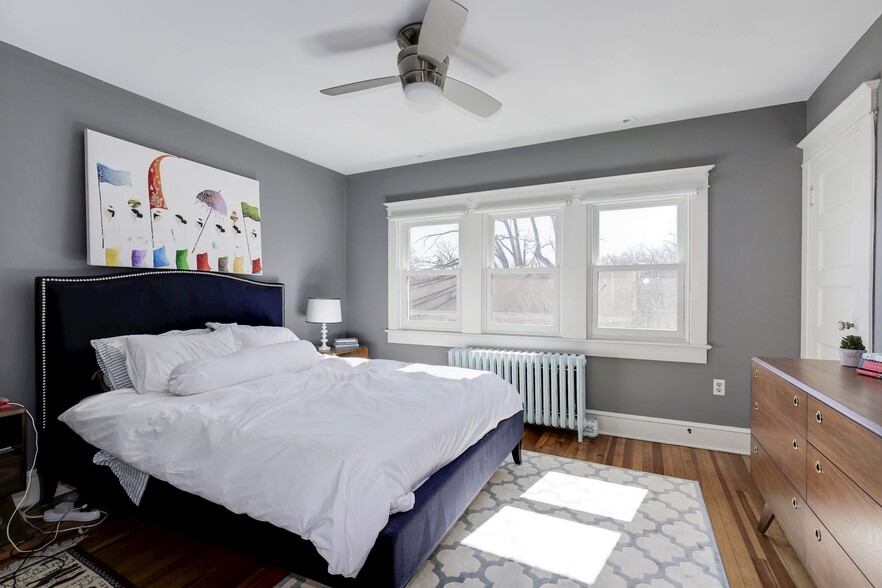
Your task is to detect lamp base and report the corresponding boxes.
[318,322,330,352]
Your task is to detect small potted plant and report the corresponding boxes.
[839,335,866,367]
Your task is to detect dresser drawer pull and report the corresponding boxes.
[815,410,823,424]
[814,528,822,542]
[792,395,799,407]
[791,497,798,509]
[754,369,759,379]
[754,401,758,410]
[792,439,799,450]
[815,460,822,474]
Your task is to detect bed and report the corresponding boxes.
[35,271,524,587]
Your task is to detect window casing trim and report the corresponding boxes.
[386,165,712,363]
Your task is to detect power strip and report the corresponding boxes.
[42,505,101,523]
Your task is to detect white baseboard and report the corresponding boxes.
[587,410,751,455]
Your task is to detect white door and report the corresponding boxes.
[800,80,878,358]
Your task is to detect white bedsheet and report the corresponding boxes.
[60,357,522,577]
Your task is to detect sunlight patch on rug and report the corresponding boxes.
[521,471,648,522]
[462,505,620,584]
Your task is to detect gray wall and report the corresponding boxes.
[807,14,882,347]
[0,41,347,423]
[346,103,806,428]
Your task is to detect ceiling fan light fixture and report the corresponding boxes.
[404,80,443,104]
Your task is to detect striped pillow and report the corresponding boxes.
[91,328,211,391]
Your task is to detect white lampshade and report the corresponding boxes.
[306,298,342,324]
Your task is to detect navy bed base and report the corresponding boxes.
[35,271,524,588]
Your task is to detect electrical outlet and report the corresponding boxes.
[713,379,726,396]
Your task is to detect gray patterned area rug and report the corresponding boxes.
[276,450,729,587]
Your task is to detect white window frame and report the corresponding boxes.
[590,196,687,341]
[385,165,712,363]
[397,217,463,332]
[485,209,562,336]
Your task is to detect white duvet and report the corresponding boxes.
[60,357,522,577]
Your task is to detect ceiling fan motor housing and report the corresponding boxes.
[397,24,448,93]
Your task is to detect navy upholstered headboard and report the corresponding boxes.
[35,271,284,431]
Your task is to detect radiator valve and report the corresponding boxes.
[584,418,599,439]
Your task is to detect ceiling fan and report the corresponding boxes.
[319,0,502,118]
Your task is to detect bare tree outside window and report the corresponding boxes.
[406,223,459,323]
[490,214,558,328]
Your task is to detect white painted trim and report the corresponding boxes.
[799,79,878,357]
[587,410,751,455]
[385,165,714,220]
[798,80,879,160]
[387,329,710,363]
[386,165,713,363]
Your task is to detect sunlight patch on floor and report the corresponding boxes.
[462,505,620,584]
[521,471,648,522]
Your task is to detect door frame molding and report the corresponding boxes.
[798,79,879,356]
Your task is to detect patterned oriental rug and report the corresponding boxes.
[278,450,729,587]
[0,544,134,588]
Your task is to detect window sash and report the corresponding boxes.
[485,267,560,335]
[400,218,462,330]
[484,210,561,335]
[590,263,685,340]
[589,197,688,341]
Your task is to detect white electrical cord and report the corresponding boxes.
[5,404,106,553]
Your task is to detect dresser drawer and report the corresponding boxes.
[807,444,882,585]
[752,436,805,562]
[804,506,873,588]
[752,392,806,497]
[753,362,807,437]
[808,396,882,507]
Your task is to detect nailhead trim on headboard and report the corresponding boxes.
[38,271,285,429]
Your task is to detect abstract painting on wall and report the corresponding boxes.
[85,130,263,274]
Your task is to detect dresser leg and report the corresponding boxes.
[757,502,775,534]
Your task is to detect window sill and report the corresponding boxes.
[386,329,710,364]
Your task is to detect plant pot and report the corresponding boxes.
[839,348,864,368]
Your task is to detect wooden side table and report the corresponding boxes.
[0,407,27,544]
[321,345,369,359]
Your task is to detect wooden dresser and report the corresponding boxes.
[751,357,882,587]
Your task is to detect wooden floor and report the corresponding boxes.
[0,426,814,587]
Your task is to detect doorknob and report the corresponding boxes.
[837,321,855,331]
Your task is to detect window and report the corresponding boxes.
[591,200,685,339]
[401,221,460,329]
[386,166,711,363]
[487,213,559,333]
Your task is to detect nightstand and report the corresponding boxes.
[0,407,27,544]
[321,345,369,359]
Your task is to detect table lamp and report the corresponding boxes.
[306,298,342,352]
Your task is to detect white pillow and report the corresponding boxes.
[92,328,211,390]
[168,340,320,396]
[111,328,237,394]
[206,323,299,349]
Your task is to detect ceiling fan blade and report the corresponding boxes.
[320,76,400,96]
[417,0,468,67]
[443,77,502,118]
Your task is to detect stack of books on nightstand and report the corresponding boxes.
[333,337,359,350]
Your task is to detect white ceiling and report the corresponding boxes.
[2,1,881,174]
